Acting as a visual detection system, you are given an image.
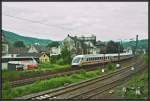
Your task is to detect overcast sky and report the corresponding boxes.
[2,2,148,41]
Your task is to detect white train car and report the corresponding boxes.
[71,52,133,67]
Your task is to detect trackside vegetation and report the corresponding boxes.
[2,63,70,81]
[115,54,148,99]
[2,64,116,99]
[115,69,148,99]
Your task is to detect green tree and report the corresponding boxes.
[13,41,25,48]
[47,41,59,48]
[106,41,123,53]
[61,45,72,64]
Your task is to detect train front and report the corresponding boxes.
[71,55,83,67]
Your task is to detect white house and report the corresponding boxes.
[28,45,39,53]
[50,46,61,56]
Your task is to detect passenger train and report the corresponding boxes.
[71,52,134,67]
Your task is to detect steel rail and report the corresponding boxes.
[69,63,145,99]
[11,56,140,87]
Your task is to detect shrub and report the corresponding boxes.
[56,58,65,65]
[2,81,11,90]
[107,63,115,70]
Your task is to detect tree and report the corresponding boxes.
[47,41,59,48]
[106,41,123,53]
[61,45,72,64]
[13,41,25,48]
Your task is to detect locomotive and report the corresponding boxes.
[71,52,133,67]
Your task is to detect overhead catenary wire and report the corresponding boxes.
[3,14,73,31]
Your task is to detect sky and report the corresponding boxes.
[2,2,148,41]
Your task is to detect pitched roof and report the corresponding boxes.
[31,45,49,53]
[9,47,29,54]
[17,53,42,58]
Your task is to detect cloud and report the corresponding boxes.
[2,2,148,41]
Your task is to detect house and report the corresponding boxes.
[4,46,29,58]
[95,41,107,54]
[63,34,98,57]
[28,45,49,53]
[2,35,8,56]
[50,46,61,56]
[39,52,50,63]
[17,52,50,63]
[123,47,133,54]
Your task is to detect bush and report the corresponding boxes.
[56,58,65,65]
[2,81,11,90]
[107,63,115,70]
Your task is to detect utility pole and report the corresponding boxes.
[135,35,138,55]
[118,41,120,63]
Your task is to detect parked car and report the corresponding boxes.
[16,64,24,71]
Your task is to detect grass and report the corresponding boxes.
[2,62,118,99]
[115,69,148,99]
[143,53,148,64]
[2,61,118,99]
[2,63,70,81]
[2,68,108,99]
[115,54,148,99]
[38,63,70,71]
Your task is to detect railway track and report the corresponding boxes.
[69,63,145,99]
[14,57,144,99]
[10,55,142,87]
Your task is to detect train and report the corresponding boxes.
[71,52,134,67]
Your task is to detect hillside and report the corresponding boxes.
[2,30,53,46]
[122,39,148,50]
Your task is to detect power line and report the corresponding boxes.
[3,14,73,31]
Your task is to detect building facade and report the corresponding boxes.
[39,52,50,63]
[63,34,100,57]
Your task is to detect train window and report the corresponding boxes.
[72,58,81,63]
